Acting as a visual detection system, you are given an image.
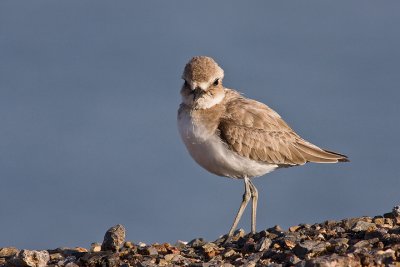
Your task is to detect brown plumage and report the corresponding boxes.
[218,90,349,166]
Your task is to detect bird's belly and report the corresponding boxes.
[178,115,278,178]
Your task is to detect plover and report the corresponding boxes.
[177,56,348,238]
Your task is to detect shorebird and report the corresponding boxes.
[177,56,348,238]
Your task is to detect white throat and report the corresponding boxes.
[195,91,225,109]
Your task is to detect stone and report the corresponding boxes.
[201,242,219,259]
[232,229,246,240]
[51,247,86,259]
[301,254,361,267]
[142,246,158,257]
[341,218,361,230]
[0,247,19,258]
[49,252,64,262]
[283,239,296,249]
[187,238,206,248]
[61,255,77,265]
[222,248,236,258]
[384,218,394,227]
[289,225,301,232]
[255,237,272,251]
[123,241,135,249]
[330,238,349,245]
[157,258,168,266]
[10,250,50,267]
[90,242,101,252]
[267,225,284,234]
[163,254,175,261]
[137,242,147,247]
[373,216,385,225]
[323,220,339,228]
[293,241,316,258]
[388,227,400,235]
[333,226,346,233]
[169,254,184,263]
[293,241,328,258]
[258,230,269,238]
[384,212,395,219]
[4,210,400,266]
[351,221,377,232]
[101,224,126,252]
[365,228,388,240]
[174,240,187,249]
[242,238,256,252]
[392,205,400,216]
[151,244,168,255]
[334,243,349,254]
[374,248,396,265]
[80,251,120,267]
[164,243,180,255]
[73,247,87,253]
[353,240,371,248]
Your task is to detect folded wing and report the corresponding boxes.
[218,96,348,166]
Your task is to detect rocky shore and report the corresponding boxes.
[1,207,400,267]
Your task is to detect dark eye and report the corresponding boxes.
[213,79,219,86]
[183,80,188,87]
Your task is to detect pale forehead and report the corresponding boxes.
[182,56,224,82]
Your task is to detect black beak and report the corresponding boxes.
[192,87,203,100]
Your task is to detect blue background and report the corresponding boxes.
[1,1,399,249]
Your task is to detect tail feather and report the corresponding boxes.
[322,149,350,162]
[295,141,349,163]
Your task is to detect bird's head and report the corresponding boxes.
[181,56,225,109]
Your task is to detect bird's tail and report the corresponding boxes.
[296,141,349,163]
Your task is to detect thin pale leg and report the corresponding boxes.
[227,177,251,237]
[248,179,258,234]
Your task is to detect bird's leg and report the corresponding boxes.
[248,179,258,234]
[227,177,251,238]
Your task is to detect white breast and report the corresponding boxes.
[178,110,278,179]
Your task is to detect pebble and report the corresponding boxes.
[222,248,236,258]
[393,205,400,216]
[90,242,102,252]
[255,237,272,251]
[142,246,158,256]
[188,238,206,248]
[201,242,219,259]
[101,224,126,252]
[0,247,19,258]
[353,239,372,248]
[3,209,400,266]
[49,252,64,261]
[10,250,50,267]
[174,240,187,249]
[289,225,301,232]
[163,253,175,261]
[351,220,377,232]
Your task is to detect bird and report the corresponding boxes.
[177,56,349,238]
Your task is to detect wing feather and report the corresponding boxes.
[219,93,348,165]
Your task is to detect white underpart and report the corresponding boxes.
[178,110,278,179]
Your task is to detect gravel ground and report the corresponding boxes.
[1,206,400,267]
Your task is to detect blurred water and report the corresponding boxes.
[0,1,399,249]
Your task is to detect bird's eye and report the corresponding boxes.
[213,79,219,86]
[183,80,188,87]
